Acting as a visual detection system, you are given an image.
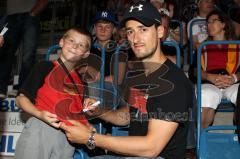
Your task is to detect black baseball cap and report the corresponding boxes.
[121,1,161,27]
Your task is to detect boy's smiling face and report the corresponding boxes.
[59,29,91,63]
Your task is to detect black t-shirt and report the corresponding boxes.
[125,59,193,159]
[19,61,54,103]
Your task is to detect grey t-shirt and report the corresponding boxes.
[7,0,36,15]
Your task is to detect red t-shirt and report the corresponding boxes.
[35,62,88,125]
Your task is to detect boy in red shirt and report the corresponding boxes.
[14,27,94,159]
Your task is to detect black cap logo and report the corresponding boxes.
[129,4,143,13]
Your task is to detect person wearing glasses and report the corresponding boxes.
[201,10,239,128]
[14,27,95,159]
[187,0,215,50]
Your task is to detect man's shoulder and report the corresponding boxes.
[163,60,184,76]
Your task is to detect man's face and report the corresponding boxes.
[198,0,214,15]
[95,21,114,42]
[125,20,161,60]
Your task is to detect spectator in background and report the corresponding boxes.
[159,8,178,64]
[201,10,239,128]
[0,0,48,99]
[187,0,215,83]
[88,10,128,84]
[85,11,128,137]
[150,0,166,11]
[187,0,215,50]
[115,26,128,45]
[151,0,175,63]
[151,1,183,64]
[165,0,187,46]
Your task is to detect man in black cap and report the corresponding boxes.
[61,1,193,159]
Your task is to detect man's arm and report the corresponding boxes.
[100,106,130,126]
[86,105,130,126]
[30,0,48,16]
[61,119,178,158]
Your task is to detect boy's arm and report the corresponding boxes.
[16,93,60,128]
[84,104,130,126]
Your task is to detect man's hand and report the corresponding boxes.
[60,120,92,144]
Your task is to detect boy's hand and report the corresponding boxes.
[38,110,60,128]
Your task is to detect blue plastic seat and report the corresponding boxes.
[199,126,240,159]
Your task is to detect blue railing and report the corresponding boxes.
[162,41,181,68]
